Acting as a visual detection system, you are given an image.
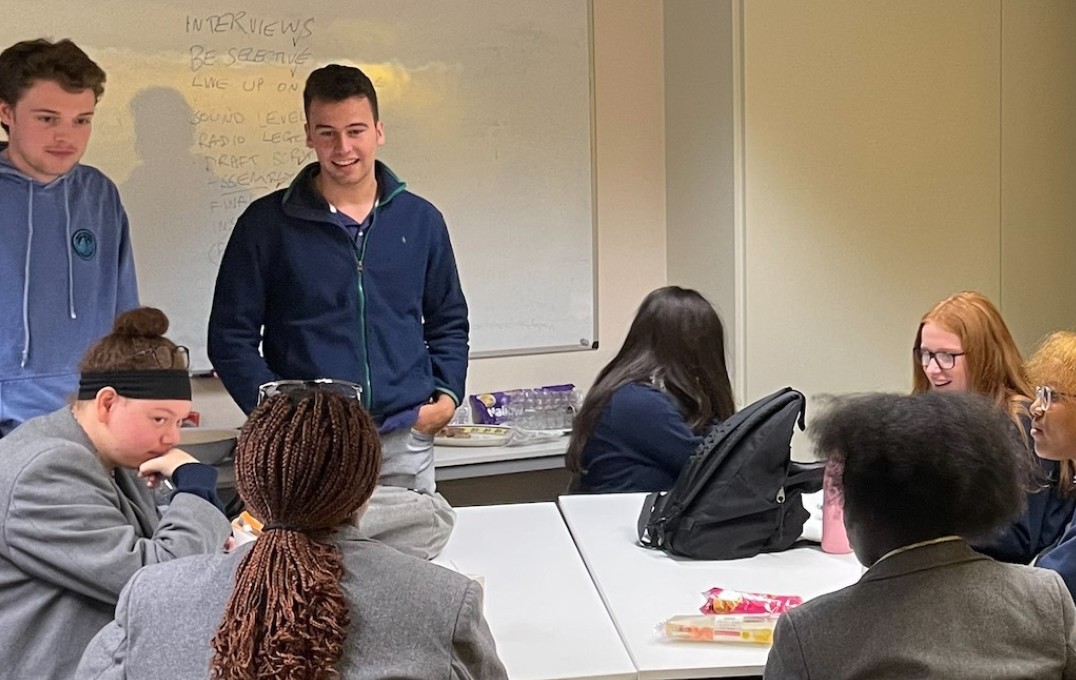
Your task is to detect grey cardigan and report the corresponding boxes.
[0,408,232,680]
[764,540,1076,679]
[75,525,508,679]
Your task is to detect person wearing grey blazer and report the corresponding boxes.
[766,392,1076,680]
[78,385,506,680]
[765,539,1076,679]
[76,523,505,680]
[0,308,233,680]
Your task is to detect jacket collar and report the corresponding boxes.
[860,538,988,584]
[280,160,407,222]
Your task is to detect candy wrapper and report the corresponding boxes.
[700,587,802,615]
[231,512,262,544]
[660,614,779,645]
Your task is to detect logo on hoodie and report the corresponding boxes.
[72,229,97,260]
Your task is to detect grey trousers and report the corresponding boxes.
[357,485,456,559]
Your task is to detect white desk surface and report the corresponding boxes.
[438,503,636,680]
[434,437,568,480]
[558,493,863,680]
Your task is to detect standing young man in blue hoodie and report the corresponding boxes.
[209,64,468,558]
[0,39,138,437]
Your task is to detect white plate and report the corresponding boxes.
[435,425,513,447]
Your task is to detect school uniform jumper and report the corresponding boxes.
[973,412,1076,564]
[575,382,705,493]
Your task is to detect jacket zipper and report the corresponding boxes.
[352,197,380,410]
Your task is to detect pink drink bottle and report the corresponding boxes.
[821,463,852,554]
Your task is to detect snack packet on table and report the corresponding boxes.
[661,614,779,645]
[700,587,802,615]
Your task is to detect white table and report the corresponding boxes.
[558,493,863,679]
[438,503,636,680]
[434,437,568,480]
[214,437,568,488]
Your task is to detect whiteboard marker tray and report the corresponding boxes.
[435,425,513,447]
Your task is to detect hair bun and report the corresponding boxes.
[111,307,170,338]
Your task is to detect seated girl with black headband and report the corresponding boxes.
[0,307,232,680]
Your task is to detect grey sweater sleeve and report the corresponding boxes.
[449,581,508,680]
[4,446,231,604]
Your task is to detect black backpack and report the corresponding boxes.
[636,387,824,560]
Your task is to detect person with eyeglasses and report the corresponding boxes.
[764,392,1076,680]
[76,388,507,680]
[912,292,1075,565]
[1026,332,1076,601]
[0,307,232,680]
[208,64,466,559]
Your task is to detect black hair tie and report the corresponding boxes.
[261,523,304,533]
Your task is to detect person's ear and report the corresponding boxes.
[0,100,14,129]
[95,388,120,423]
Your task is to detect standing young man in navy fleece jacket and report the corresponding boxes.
[0,39,139,437]
[208,65,468,558]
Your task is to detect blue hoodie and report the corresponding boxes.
[0,142,138,436]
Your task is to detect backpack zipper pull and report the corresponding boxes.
[776,487,786,503]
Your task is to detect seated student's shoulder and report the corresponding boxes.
[343,538,477,603]
[606,382,677,421]
[0,412,102,487]
[995,562,1075,613]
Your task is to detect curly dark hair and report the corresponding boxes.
[813,391,1026,542]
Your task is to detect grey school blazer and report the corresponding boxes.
[0,408,232,680]
[764,540,1076,679]
[75,524,508,680]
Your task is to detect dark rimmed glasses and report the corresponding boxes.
[1035,385,1076,412]
[257,378,364,406]
[132,345,190,370]
[915,348,965,370]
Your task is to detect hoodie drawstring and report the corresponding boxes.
[20,183,33,367]
[64,180,76,320]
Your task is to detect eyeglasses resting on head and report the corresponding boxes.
[257,378,364,406]
[131,345,190,370]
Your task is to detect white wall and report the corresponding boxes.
[664,0,738,388]
[193,0,669,427]
[742,0,1003,400]
[1000,0,1076,353]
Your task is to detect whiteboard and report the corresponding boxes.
[2,1,596,371]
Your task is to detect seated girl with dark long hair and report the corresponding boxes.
[77,387,507,680]
[566,286,736,493]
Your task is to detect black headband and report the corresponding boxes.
[78,370,192,401]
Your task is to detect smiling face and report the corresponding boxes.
[918,322,968,393]
[305,95,384,196]
[0,79,95,183]
[93,392,191,469]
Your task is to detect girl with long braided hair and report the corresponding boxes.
[77,388,507,680]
